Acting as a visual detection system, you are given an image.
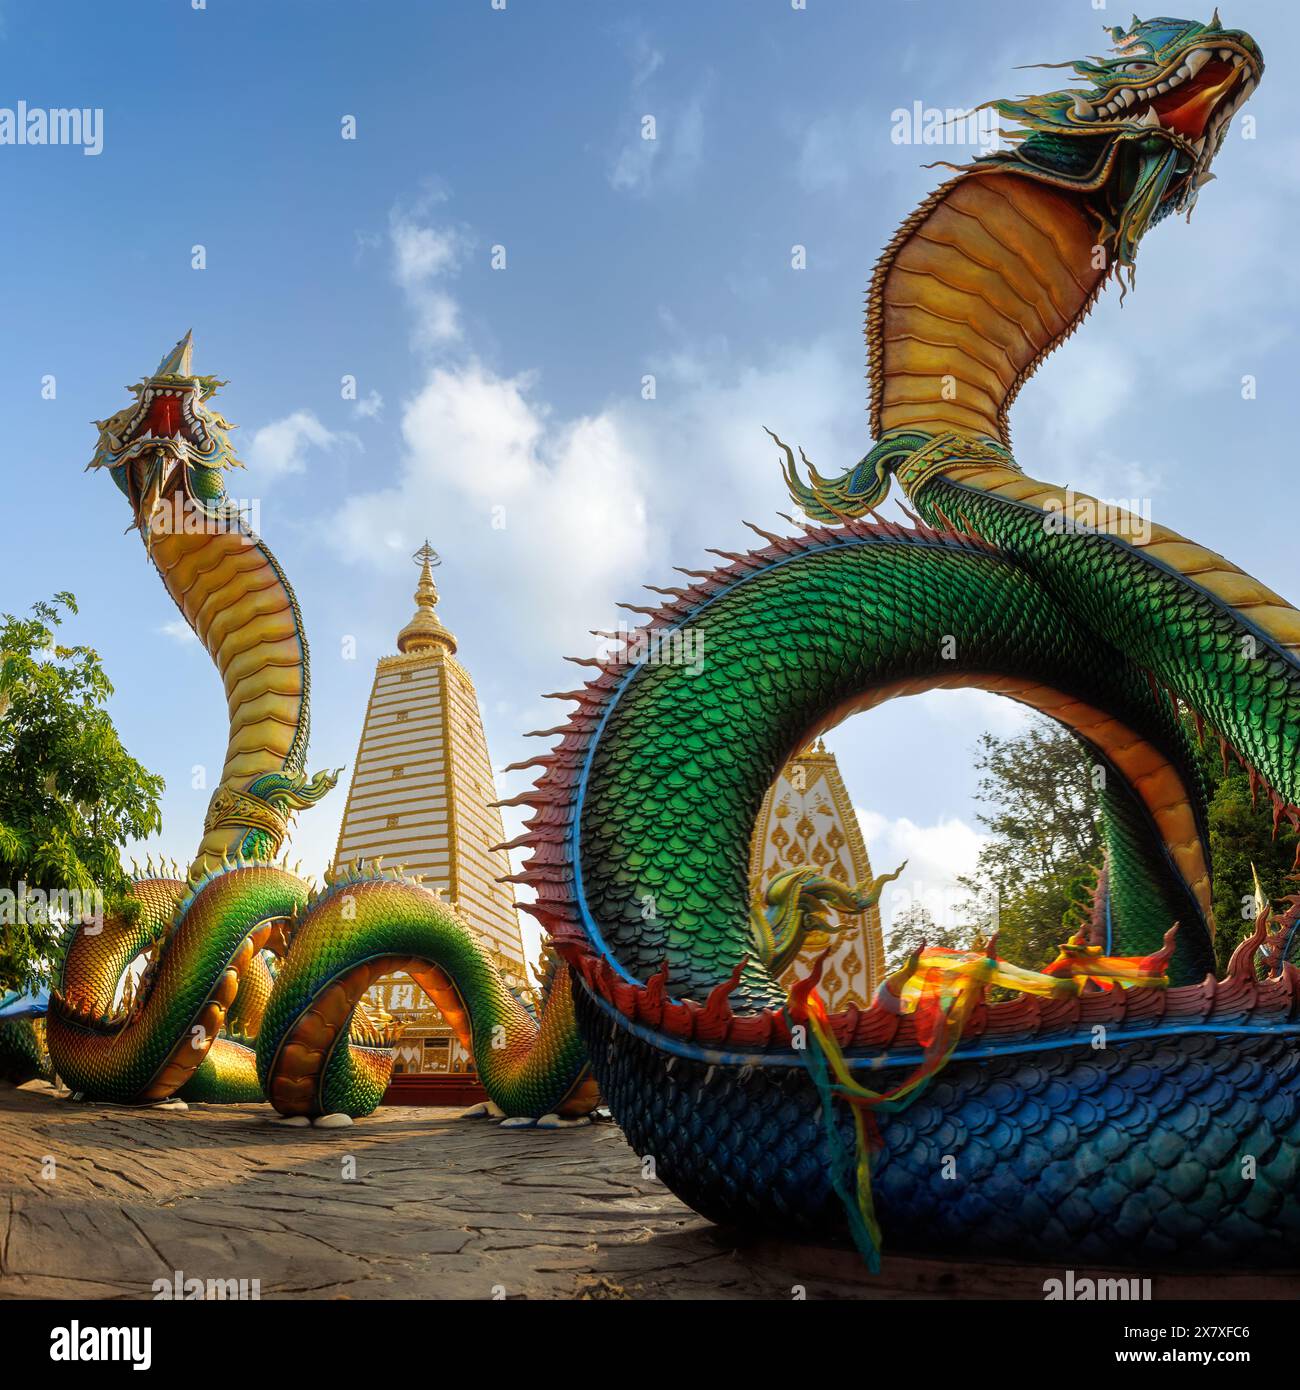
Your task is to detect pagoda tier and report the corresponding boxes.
[331,544,529,1082]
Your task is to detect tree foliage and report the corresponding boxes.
[957,719,1102,970]
[0,594,164,993]
[1186,734,1298,976]
[954,712,1297,978]
[883,899,967,974]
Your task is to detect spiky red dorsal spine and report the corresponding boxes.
[636,961,671,1027]
[741,519,790,548]
[785,949,831,1026]
[503,513,1300,1056]
[696,957,747,1041]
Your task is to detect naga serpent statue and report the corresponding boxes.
[39,11,1300,1267]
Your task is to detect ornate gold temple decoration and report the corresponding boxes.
[202,786,289,845]
[396,541,458,657]
[891,431,1021,498]
[748,739,885,1011]
[331,544,530,1076]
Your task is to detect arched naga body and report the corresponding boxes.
[41,12,1300,1266]
[49,333,596,1123]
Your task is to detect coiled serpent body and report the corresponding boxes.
[39,12,1300,1265]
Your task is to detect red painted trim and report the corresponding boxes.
[382,1073,487,1107]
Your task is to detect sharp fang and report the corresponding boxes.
[1231,53,1245,68]
[1073,95,1095,119]
[1195,171,1216,187]
[1135,106,1162,128]
[1119,88,1136,107]
[1218,48,1232,61]
[1185,49,1211,76]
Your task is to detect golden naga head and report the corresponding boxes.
[86,332,242,540]
[982,12,1263,276]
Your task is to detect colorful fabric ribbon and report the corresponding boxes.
[788,932,1174,1268]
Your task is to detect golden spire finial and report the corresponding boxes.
[397,539,457,655]
[155,330,193,378]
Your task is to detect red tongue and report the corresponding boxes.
[144,394,182,437]
[1149,58,1240,137]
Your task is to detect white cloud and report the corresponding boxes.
[796,106,878,193]
[636,335,865,502]
[1018,337,1135,450]
[607,37,708,197]
[913,686,1032,739]
[609,132,654,194]
[609,96,704,196]
[354,389,384,420]
[390,207,469,348]
[334,359,651,654]
[329,203,657,656]
[857,807,987,939]
[158,618,197,645]
[628,34,663,89]
[392,218,461,286]
[246,410,347,481]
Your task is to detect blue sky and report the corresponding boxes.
[4,0,1298,961]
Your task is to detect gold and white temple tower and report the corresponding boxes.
[749,739,886,1010]
[331,543,529,1077]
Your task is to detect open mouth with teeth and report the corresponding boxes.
[978,13,1263,281]
[108,378,217,460]
[86,331,240,531]
[1076,37,1261,197]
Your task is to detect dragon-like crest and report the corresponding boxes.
[984,10,1263,275]
[86,331,243,542]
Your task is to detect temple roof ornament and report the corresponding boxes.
[334,545,530,1079]
[397,540,458,656]
[749,739,885,1010]
[155,328,193,377]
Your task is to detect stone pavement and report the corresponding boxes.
[0,1082,842,1300]
[0,1083,1290,1300]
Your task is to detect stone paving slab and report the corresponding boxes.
[0,1083,836,1301]
[0,1083,1293,1300]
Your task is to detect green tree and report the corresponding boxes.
[0,594,163,993]
[1186,732,1298,976]
[883,899,968,974]
[956,712,1297,978]
[957,718,1102,969]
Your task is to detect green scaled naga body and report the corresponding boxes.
[521,11,1300,1266]
[48,336,598,1123]
[49,12,1300,1264]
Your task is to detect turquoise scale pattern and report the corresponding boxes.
[577,989,1300,1265]
[921,479,1300,805]
[578,530,1216,1003]
[255,877,589,1118]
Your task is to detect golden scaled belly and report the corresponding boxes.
[148,527,309,875]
